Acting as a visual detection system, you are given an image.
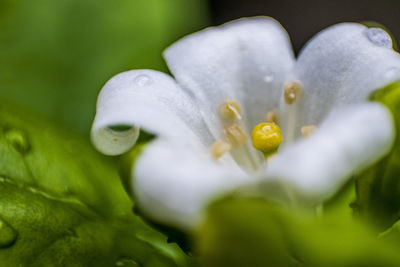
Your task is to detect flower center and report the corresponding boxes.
[210,99,264,173]
[251,122,282,155]
[210,81,315,174]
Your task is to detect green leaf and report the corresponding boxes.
[323,179,356,222]
[0,99,190,266]
[198,197,400,267]
[379,219,400,248]
[353,81,400,230]
[0,0,208,134]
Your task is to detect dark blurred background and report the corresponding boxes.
[209,0,400,53]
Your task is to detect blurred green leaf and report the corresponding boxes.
[0,99,190,266]
[323,180,356,222]
[198,197,400,267]
[379,219,400,247]
[353,82,400,230]
[0,0,208,134]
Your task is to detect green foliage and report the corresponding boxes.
[0,0,208,134]
[198,197,400,267]
[353,82,400,230]
[0,100,189,266]
[380,219,400,247]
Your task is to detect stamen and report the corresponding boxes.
[265,110,279,123]
[219,99,242,120]
[284,81,302,104]
[251,123,282,154]
[301,124,317,137]
[210,141,232,159]
[224,124,248,147]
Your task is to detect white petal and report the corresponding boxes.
[281,23,400,140]
[91,69,214,155]
[134,138,250,230]
[164,16,295,135]
[264,103,395,202]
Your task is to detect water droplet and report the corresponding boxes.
[115,257,139,267]
[0,217,17,248]
[4,128,31,154]
[263,73,274,83]
[134,74,152,86]
[385,67,400,79]
[365,28,392,48]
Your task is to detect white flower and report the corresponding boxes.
[91,17,399,230]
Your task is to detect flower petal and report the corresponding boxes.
[264,103,395,202]
[164,17,295,135]
[281,23,400,141]
[133,138,250,229]
[91,69,213,155]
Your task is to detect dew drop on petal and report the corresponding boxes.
[0,217,18,248]
[365,28,392,48]
[385,67,400,79]
[134,74,152,86]
[115,257,140,267]
[263,73,274,83]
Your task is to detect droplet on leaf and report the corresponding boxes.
[4,128,31,154]
[0,217,18,248]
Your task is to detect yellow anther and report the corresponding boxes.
[219,99,242,120]
[301,124,317,137]
[265,110,279,123]
[251,123,282,154]
[224,124,248,147]
[210,141,232,159]
[284,81,302,104]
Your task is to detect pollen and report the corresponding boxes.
[301,124,317,137]
[251,123,282,154]
[265,110,279,123]
[284,81,302,104]
[210,141,232,159]
[224,124,248,147]
[219,99,242,120]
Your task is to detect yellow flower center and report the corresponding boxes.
[251,122,282,154]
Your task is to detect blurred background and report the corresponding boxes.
[1,0,400,136]
[210,0,400,53]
